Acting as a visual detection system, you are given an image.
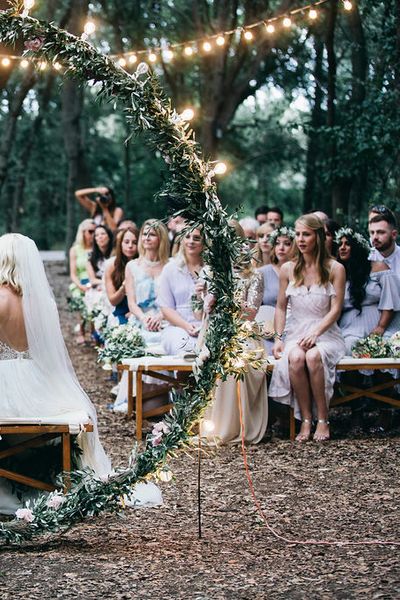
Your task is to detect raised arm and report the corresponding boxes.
[74,187,99,215]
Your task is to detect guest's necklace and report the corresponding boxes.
[142,257,161,267]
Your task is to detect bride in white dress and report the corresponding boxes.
[0,234,112,513]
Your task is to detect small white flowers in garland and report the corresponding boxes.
[268,226,295,246]
[352,334,400,359]
[335,227,371,252]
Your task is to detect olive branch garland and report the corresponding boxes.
[0,6,262,544]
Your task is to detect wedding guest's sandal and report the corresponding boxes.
[313,419,330,442]
[295,418,312,442]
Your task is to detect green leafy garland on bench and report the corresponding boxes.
[0,4,262,544]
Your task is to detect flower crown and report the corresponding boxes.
[335,227,371,251]
[268,226,295,246]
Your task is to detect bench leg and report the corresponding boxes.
[136,370,143,441]
[127,369,133,419]
[62,432,71,492]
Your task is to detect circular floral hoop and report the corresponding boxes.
[0,5,255,544]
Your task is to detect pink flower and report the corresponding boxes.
[15,508,34,522]
[24,37,44,52]
[152,422,170,436]
[46,494,65,510]
[151,433,163,446]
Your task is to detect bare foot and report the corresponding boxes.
[295,419,312,442]
[313,419,330,442]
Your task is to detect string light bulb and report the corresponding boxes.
[214,161,227,175]
[128,54,137,64]
[20,59,29,68]
[164,49,174,61]
[23,0,35,10]
[1,57,10,67]
[184,46,193,56]
[203,41,212,52]
[181,107,195,121]
[148,52,157,63]
[244,30,253,41]
[83,21,96,36]
[118,57,126,67]
[158,467,173,483]
[283,16,292,28]
[343,0,352,10]
[309,8,318,19]
[216,35,225,46]
[38,61,47,70]
[53,61,61,70]
[265,23,275,34]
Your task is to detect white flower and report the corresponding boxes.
[46,494,65,510]
[15,508,34,522]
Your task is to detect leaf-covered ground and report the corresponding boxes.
[1,261,399,599]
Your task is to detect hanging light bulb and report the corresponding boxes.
[283,16,292,28]
[53,61,62,70]
[309,8,318,20]
[184,46,194,56]
[1,57,11,67]
[214,162,227,175]
[265,23,275,34]
[164,48,174,61]
[216,35,225,46]
[244,30,253,41]
[20,59,29,68]
[181,107,195,121]
[38,61,47,70]
[83,21,96,36]
[202,41,212,52]
[23,0,35,10]
[343,0,352,10]
[118,57,126,67]
[128,54,137,64]
[148,52,157,63]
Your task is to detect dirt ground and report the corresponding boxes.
[1,261,399,599]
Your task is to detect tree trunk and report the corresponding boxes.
[303,35,324,213]
[61,0,89,253]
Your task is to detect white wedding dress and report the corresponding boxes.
[0,234,161,515]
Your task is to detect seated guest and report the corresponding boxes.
[266,206,284,228]
[104,226,139,325]
[269,214,346,442]
[255,222,275,266]
[368,207,400,277]
[239,217,259,242]
[158,228,204,355]
[254,205,269,225]
[337,227,400,353]
[258,226,295,354]
[86,225,113,287]
[69,219,95,344]
[125,219,169,342]
[198,221,268,444]
[324,219,340,256]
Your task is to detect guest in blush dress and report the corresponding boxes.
[269,214,346,442]
[157,228,204,355]
[258,226,295,354]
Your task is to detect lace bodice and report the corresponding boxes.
[0,340,30,360]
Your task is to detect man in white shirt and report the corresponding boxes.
[368,207,400,277]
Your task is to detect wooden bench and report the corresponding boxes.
[267,357,400,439]
[0,420,93,492]
[118,356,194,440]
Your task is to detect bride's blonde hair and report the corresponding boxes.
[0,233,23,295]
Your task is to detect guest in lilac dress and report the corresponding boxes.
[258,226,295,354]
[157,228,204,355]
[336,227,400,354]
[269,214,346,442]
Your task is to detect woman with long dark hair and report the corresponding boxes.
[336,227,400,353]
[104,226,139,324]
[86,225,113,287]
[269,214,346,442]
[75,186,123,231]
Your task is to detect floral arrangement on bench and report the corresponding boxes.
[97,324,146,367]
[352,333,400,359]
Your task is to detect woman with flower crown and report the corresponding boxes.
[336,227,400,353]
[258,226,295,355]
[269,214,346,442]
